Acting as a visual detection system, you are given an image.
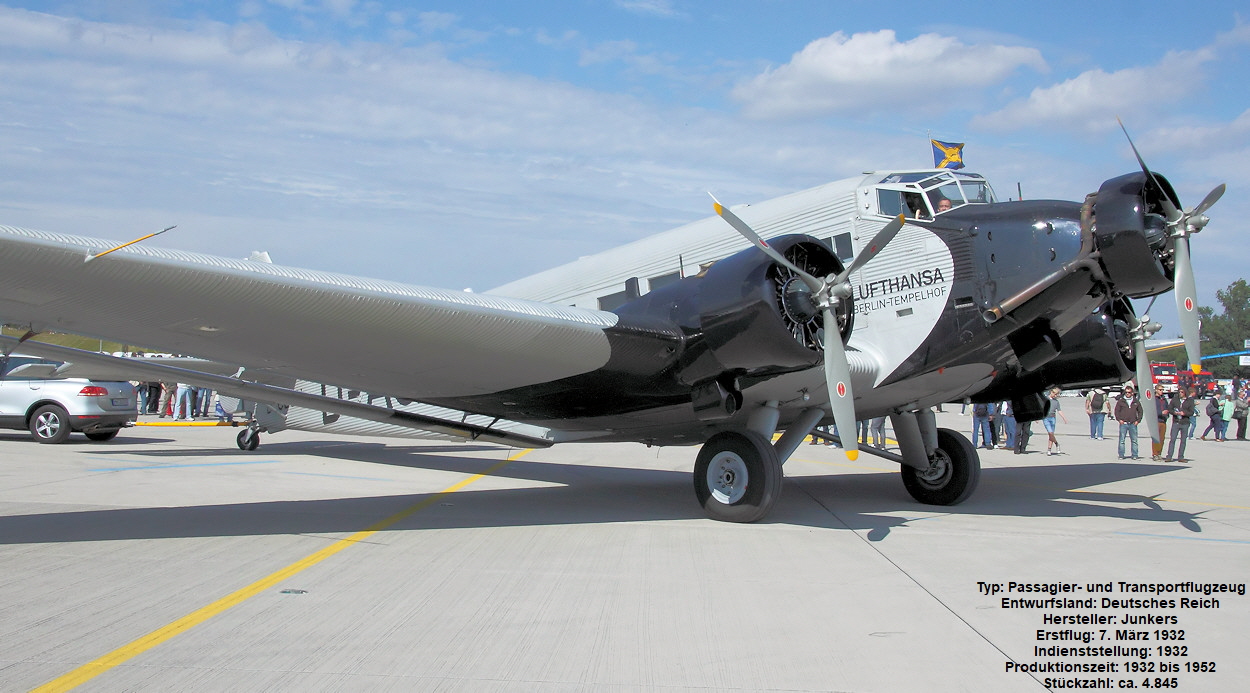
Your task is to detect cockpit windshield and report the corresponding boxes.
[873,170,996,220]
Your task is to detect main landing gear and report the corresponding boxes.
[900,428,980,506]
[691,406,981,522]
[693,431,783,523]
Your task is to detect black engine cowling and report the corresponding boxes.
[620,234,847,393]
[695,234,848,375]
[1091,172,1176,298]
[1014,298,1136,392]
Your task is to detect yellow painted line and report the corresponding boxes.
[32,450,529,692]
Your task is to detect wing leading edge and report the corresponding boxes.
[0,225,616,400]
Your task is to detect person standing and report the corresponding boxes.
[1200,392,1223,440]
[173,382,194,420]
[972,402,993,449]
[1165,387,1197,462]
[869,416,887,449]
[1219,393,1237,442]
[1000,400,1016,451]
[1151,383,1170,460]
[1234,391,1249,440]
[1085,389,1109,439]
[1114,385,1143,459]
[157,380,175,418]
[1044,388,1067,455]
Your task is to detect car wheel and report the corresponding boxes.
[30,404,72,444]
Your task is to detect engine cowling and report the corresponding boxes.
[677,234,849,385]
[1019,298,1136,392]
[1091,172,1176,297]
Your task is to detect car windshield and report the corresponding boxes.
[0,356,61,378]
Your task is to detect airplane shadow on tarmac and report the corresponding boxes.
[0,438,1204,545]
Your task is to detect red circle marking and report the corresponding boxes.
[1145,391,1153,400]
[836,382,847,397]
[1184,298,1194,312]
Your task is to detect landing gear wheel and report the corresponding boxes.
[85,430,120,442]
[901,428,980,505]
[30,404,72,444]
[237,429,260,451]
[693,431,782,523]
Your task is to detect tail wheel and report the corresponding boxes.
[901,428,980,505]
[237,429,261,451]
[694,431,782,523]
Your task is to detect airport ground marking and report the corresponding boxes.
[1113,531,1250,545]
[31,450,528,693]
[87,460,284,472]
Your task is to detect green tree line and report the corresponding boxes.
[1151,279,1250,378]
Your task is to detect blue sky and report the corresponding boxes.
[1,1,1247,340]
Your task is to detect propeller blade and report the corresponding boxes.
[821,307,858,461]
[1116,117,1181,220]
[835,214,905,283]
[710,194,823,292]
[1188,183,1225,218]
[1134,336,1160,446]
[1172,236,1202,373]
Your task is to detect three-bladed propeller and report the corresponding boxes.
[711,193,904,461]
[1117,118,1224,374]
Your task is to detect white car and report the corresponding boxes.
[0,355,136,443]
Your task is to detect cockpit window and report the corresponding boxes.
[872,170,996,219]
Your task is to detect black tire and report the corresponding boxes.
[85,430,120,442]
[237,429,260,451]
[693,431,782,523]
[30,404,72,444]
[901,427,980,505]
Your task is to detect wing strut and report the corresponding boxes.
[0,336,553,449]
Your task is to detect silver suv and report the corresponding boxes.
[0,355,136,443]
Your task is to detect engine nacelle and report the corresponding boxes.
[698,234,847,371]
[628,234,847,392]
[610,234,848,420]
[1018,298,1136,392]
[1091,172,1176,298]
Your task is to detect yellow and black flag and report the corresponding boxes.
[931,139,965,169]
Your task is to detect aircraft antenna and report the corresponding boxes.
[84,225,177,263]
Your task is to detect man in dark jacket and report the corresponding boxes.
[1165,387,1197,462]
[1114,386,1144,459]
[1151,384,1170,460]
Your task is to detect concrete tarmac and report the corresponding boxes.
[2,407,1248,692]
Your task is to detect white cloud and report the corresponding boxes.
[972,48,1216,133]
[614,0,680,18]
[731,30,1046,119]
[0,7,891,290]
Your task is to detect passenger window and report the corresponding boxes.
[597,290,629,311]
[831,233,853,262]
[649,271,682,292]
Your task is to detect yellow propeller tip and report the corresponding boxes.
[1191,364,1202,374]
[845,450,858,462]
[713,202,724,215]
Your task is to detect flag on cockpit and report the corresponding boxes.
[931,140,965,169]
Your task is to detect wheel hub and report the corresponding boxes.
[34,412,62,438]
[707,451,749,504]
[916,452,952,489]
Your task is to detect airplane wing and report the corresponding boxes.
[0,225,616,404]
[0,336,554,448]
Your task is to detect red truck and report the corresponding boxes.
[1151,362,1178,395]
